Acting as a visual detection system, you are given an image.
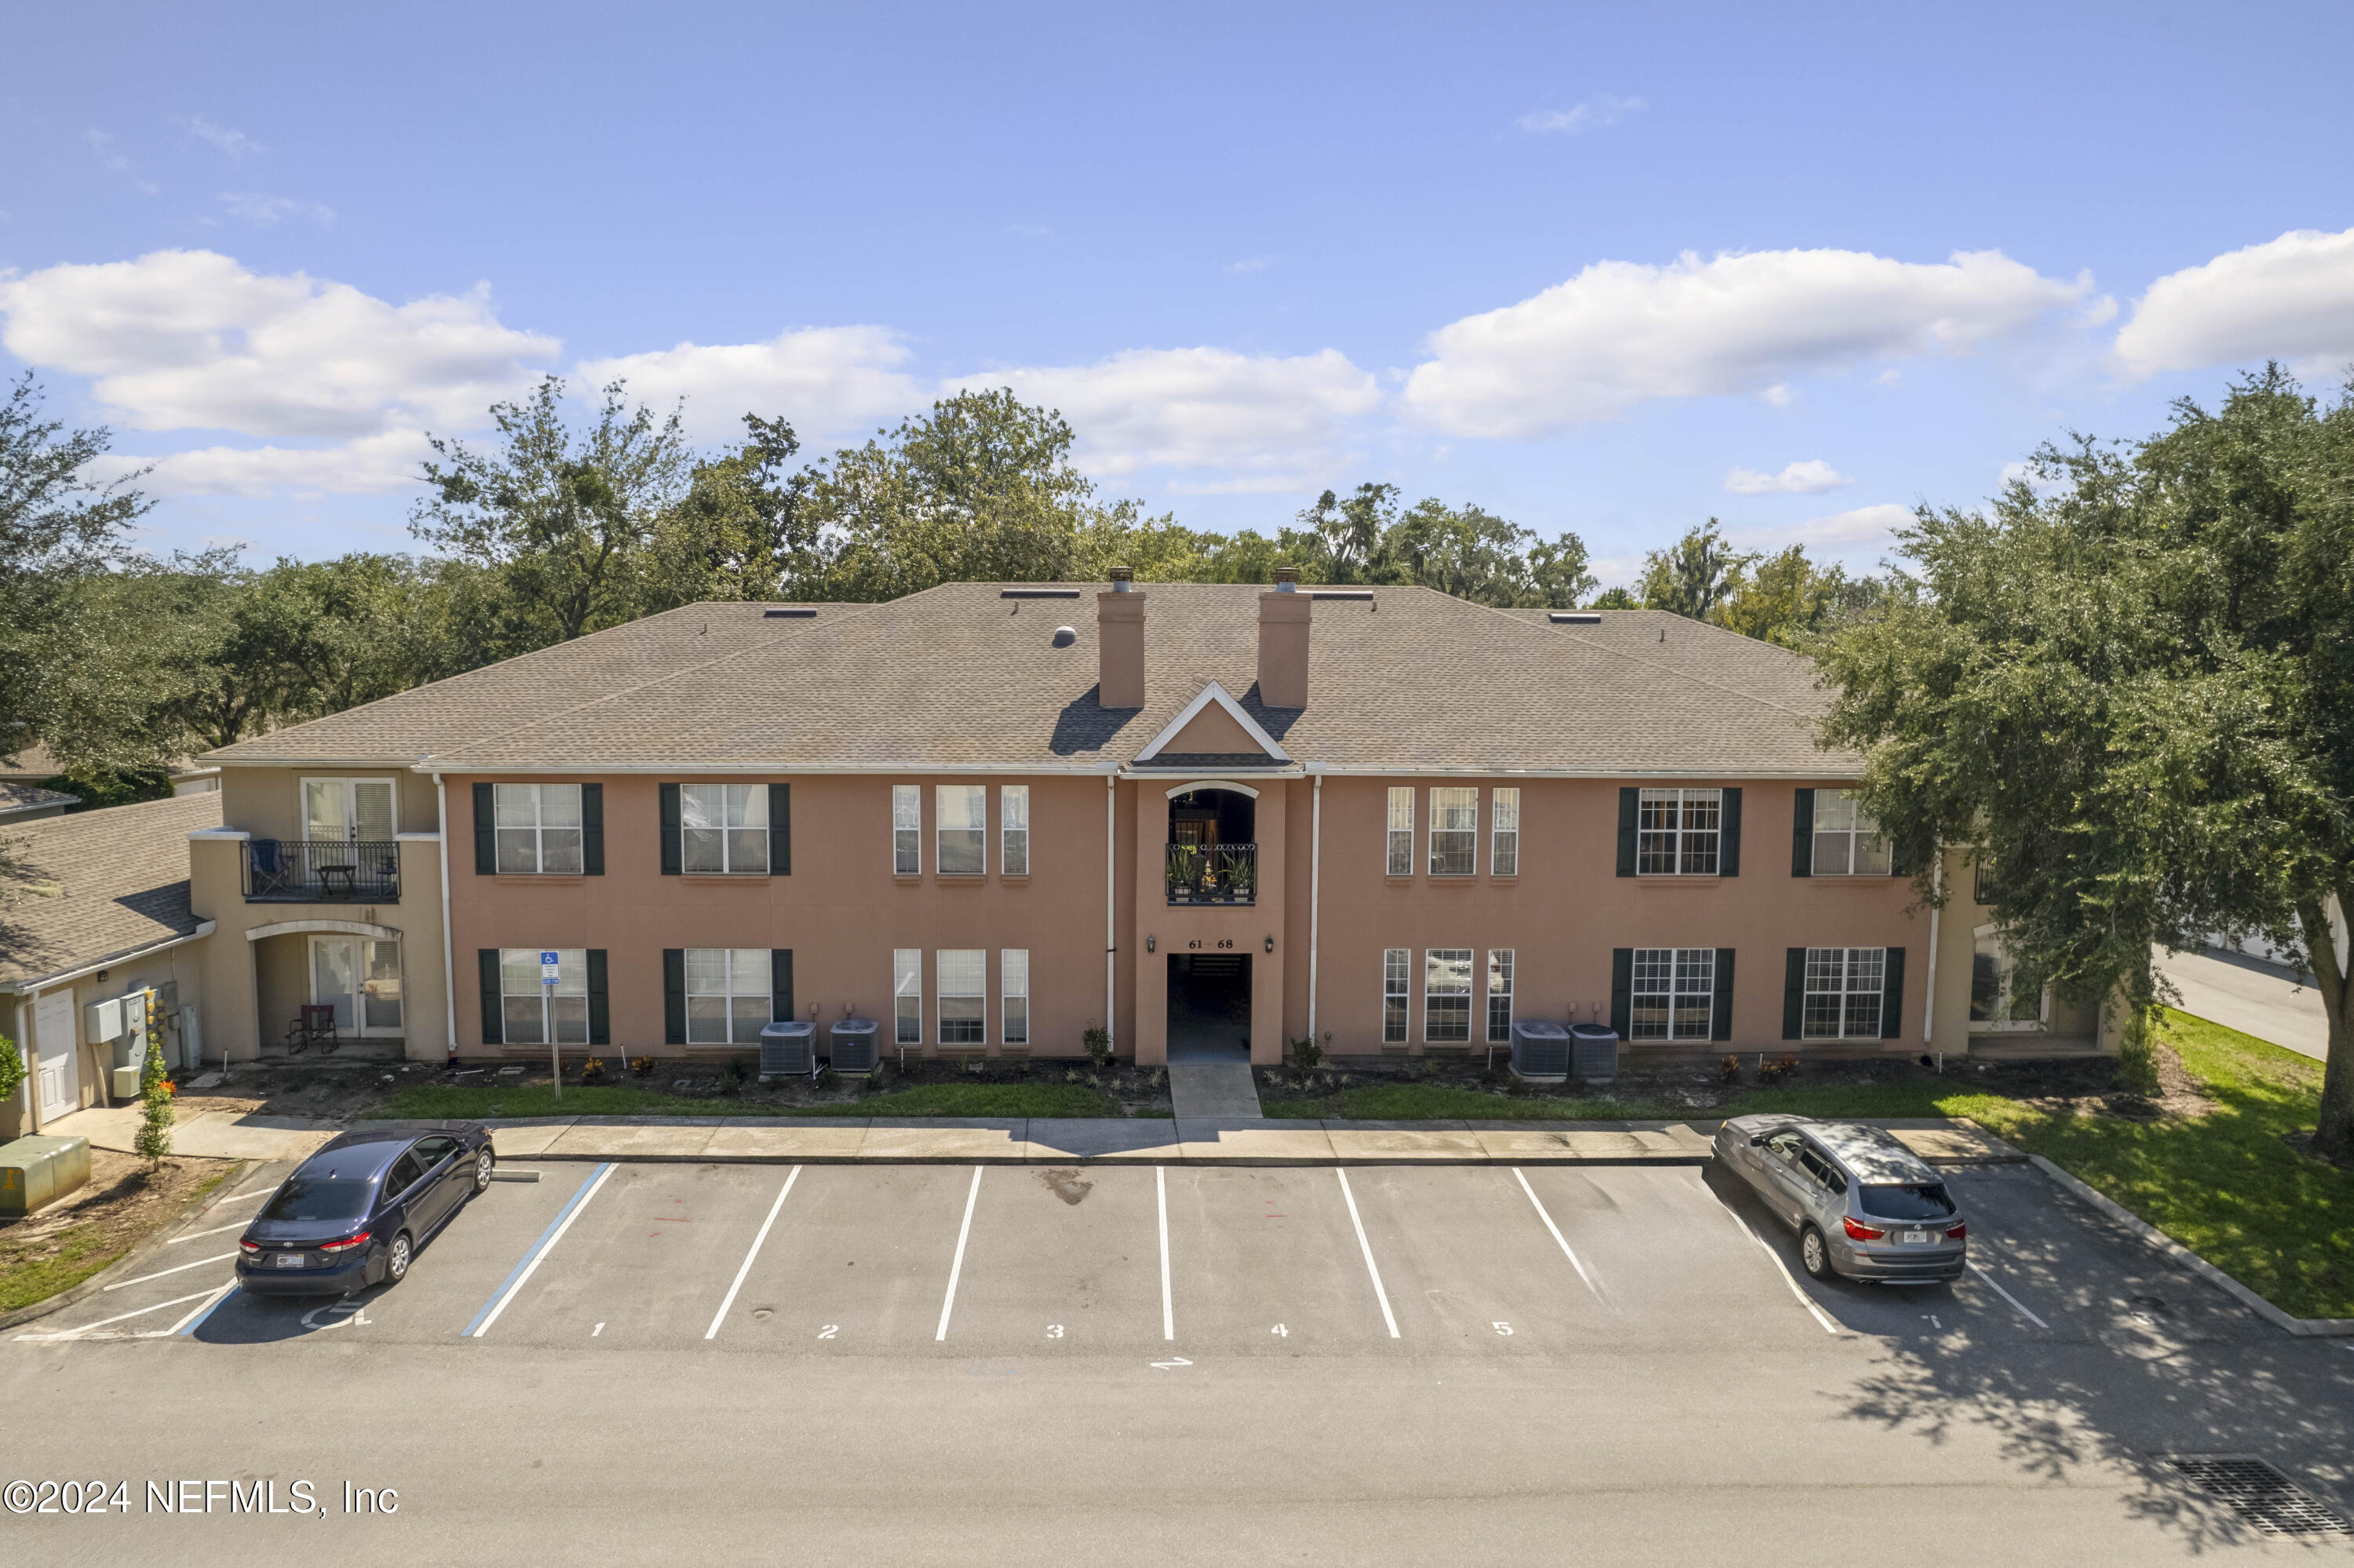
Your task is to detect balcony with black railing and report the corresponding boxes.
[244,839,401,903]
[1166,841,1257,905]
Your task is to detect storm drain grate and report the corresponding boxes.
[2162,1457,2354,1537]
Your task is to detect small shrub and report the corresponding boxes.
[1082,1025,1112,1069]
[134,1001,173,1165]
[717,1061,743,1096]
[1757,1052,1801,1085]
[816,1067,840,1089]
[581,1056,609,1085]
[1289,1034,1323,1073]
[0,1030,25,1106]
[1718,1054,1741,1085]
[630,1056,655,1078]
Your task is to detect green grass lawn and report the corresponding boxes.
[1267,1012,2353,1319]
[368,1079,1126,1121]
[0,1166,235,1314]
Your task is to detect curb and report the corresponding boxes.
[0,1158,254,1334]
[2027,1155,2354,1339]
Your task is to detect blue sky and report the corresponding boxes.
[5,1,2352,585]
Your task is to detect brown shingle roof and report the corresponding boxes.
[0,782,78,819]
[203,585,1854,777]
[0,792,220,987]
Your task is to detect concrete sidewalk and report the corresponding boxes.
[42,1105,341,1161]
[484,1114,2023,1169]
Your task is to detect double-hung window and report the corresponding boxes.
[1425,949,1473,1042]
[1491,788,1520,877]
[1002,949,1029,1045]
[1812,789,1890,876]
[894,949,922,1044]
[1429,788,1476,876]
[495,783,583,873]
[1487,949,1514,1043]
[1001,786,1030,876]
[1385,788,1414,875]
[682,784,767,873]
[892,786,921,874]
[500,948,587,1045]
[686,948,771,1045]
[937,785,985,876]
[1630,947,1716,1041]
[1803,948,1885,1039]
[938,949,985,1044]
[1638,787,1721,875]
[1381,948,1410,1044]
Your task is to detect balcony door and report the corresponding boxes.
[310,936,403,1036]
[302,778,396,844]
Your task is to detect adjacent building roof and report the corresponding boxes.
[0,791,221,989]
[0,782,80,822]
[203,583,1855,777]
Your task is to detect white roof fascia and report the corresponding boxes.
[1132,681,1290,764]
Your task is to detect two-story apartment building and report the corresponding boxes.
[173,573,2104,1072]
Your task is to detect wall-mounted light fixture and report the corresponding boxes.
[1145,934,1156,953]
[1264,935,1275,954]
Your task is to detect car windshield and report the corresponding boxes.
[259,1173,377,1223]
[1861,1183,1956,1220]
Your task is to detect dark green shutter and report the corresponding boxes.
[1609,948,1633,1037]
[663,948,686,1044]
[1880,947,1906,1040]
[1782,948,1806,1041]
[586,949,609,1045]
[659,783,681,876]
[772,949,794,1023]
[582,783,604,875]
[473,782,495,874]
[1790,788,1814,877]
[769,782,790,876]
[1615,789,1638,877]
[1711,948,1736,1041]
[478,949,502,1045]
[1890,834,1913,879]
[1719,787,1743,876]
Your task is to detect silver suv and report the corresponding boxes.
[1714,1114,1968,1283]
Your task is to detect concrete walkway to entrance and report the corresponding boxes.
[1165,1055,1263,1118]
[42,1104,341,1161]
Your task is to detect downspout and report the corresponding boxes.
[436,773,458,1063]
[1104,770,1116,1056]
[1923,855,1942,1067]
[17,991,38,1135]
[1308,768,1323,1048]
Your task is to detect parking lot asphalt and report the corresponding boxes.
[6,1154,2351,1564]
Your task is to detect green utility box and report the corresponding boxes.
[0,1135,93,1216]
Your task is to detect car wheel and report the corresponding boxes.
[473,1148,495,1193]
[1799,1224,1833,1281]
[385,1231,414,1285]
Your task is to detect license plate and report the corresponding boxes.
[274,1253,303,1268]
[1902,1230,1929,1245]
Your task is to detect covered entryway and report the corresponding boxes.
[1166,952,1251,1062]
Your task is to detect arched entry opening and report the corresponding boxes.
[1164,785,1257,906]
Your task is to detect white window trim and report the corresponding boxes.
[1381,946,1410,1045]
[1487,948,1514,1044]
[1491,788,1520,878]
[680,782,768,875]
[936,947,987,1046]
[894,948,922,1045]
[892,785,922,876]
[1423,947,1473,1045]
[1002,949,1030,1045]
[1001,786,1030,877]
[299,775,399,842]
[1385,787,1414,877]
[1429,787,1478,877]
[1801,946,1886,1041]
[684,948,773,1046]
[936,785,986,877]
[308,934,403,1038]
[498,946,589,1046]
[1630,946,1717,1041]
[494,782,584,875]
[1811,788,1892,877]
[1637,786,1723,877]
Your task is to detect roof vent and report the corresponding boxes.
[1109,566,1134,593]
[1051,626,1077,647]
[763,607,816,618]
[1311,590,1374,601]
[1002,588,1081,600]
[1273,567,1299,593]
[1549,611,1601,625]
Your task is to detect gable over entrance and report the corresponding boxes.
[1133,681,1290,765]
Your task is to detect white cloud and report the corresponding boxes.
[2109,227,2354,381]
[1727,501,1915,554]
[86,129,130,171]
[1516,94,1645,134]
[80,429,434,498]
[1724,459,1854,495]
[220,191,334,226]
[1224,255,1275,274]
[184,118,259,158]
[947,346,1381,481]
[0,249,558,439]
[1402,246,2091,439]
[575,325,923,445]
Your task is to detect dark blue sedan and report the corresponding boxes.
[236,1124,495,1296]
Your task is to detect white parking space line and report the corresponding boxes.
[102,1252,239,1293]
[1334,1169,1400,1340]
[212,1188,276,1207]
[168,1221,253,1245]
[1968,1262,2051,1329]
[1156,1165,1173,1342]
[167,1283,238,1337]
[1729,1213,1842,1336]
[934,1166,984,1343]
[463,1162,616,1339]
[13,1285,231,1341]
[704,1166,803,1341]
[1511,1169,1607,1304]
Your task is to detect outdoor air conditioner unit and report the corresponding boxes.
[759,1020,816,1078]
[829,1018,879,1074]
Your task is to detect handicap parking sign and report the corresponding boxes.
[541,950,560,986]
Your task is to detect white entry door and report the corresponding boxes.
[35,990,78,1121]
[311,937,403,1036]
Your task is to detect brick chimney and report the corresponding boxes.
[1257,567,1309,708]
[1097,567,1146,707]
